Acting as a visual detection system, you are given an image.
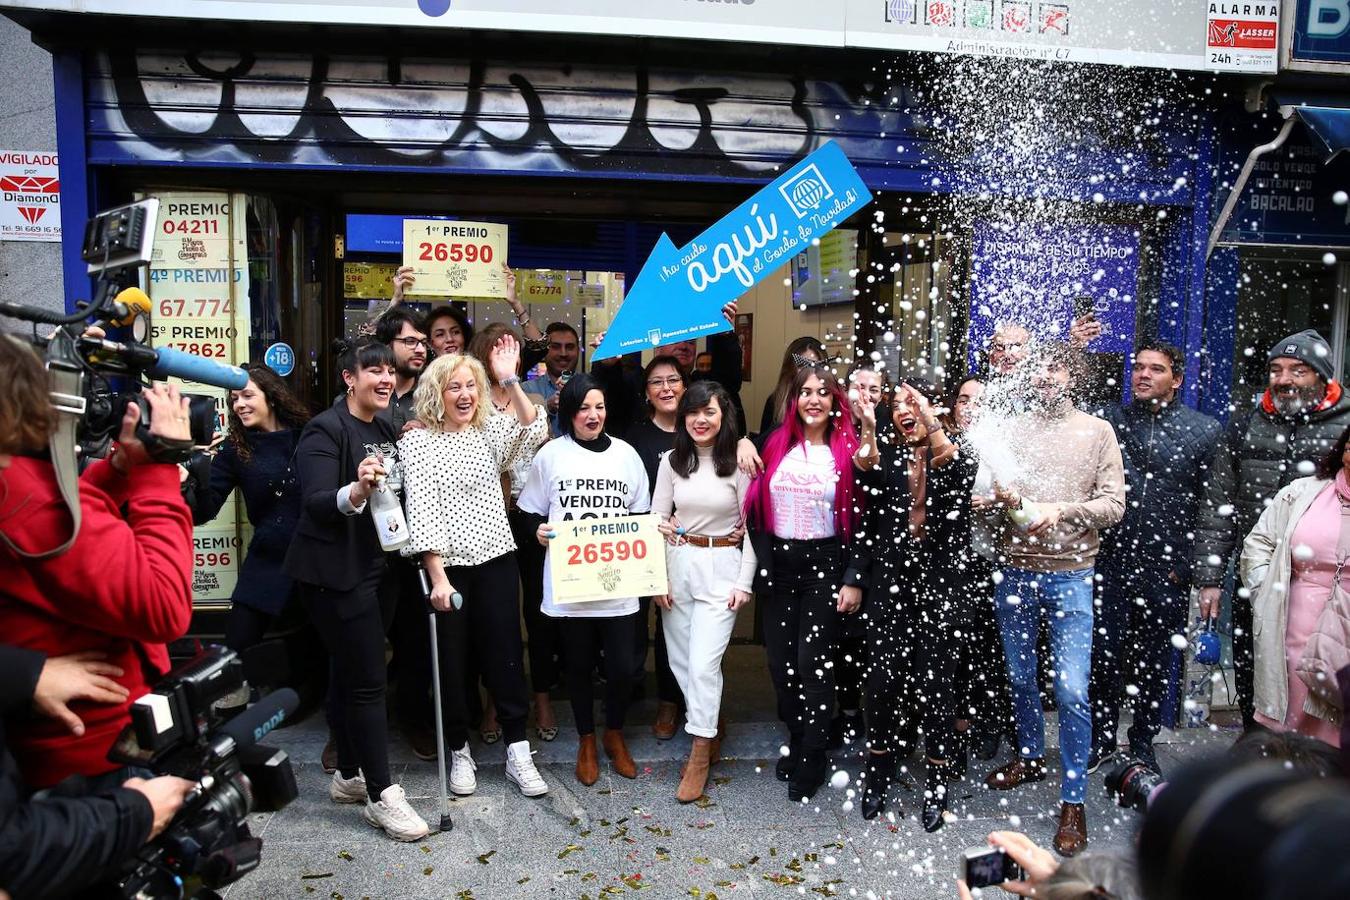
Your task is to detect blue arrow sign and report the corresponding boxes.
[592,141,871,361]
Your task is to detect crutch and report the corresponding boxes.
[419,562,462,834]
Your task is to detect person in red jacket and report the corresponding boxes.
[0,335,194,789]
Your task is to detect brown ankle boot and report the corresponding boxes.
[603,728,637,779]
[708,716,728,765]
[652,702,679,740]
[575,733,599,786]
[677,737,714,803]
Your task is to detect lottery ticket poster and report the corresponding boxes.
[548,515,668,604]
[143,191,253,605]
[401,219,508,298]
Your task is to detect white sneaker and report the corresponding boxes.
[330,769,366,804]
[450,743,477,796]
[363,784,430,842]
[505,740,548,797]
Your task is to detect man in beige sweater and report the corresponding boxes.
[973,341,1125,858]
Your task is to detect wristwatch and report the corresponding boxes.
[500,376,522,388]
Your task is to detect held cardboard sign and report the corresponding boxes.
[548,514,668,604]
[592,142,871,360]
[402,219,508,298]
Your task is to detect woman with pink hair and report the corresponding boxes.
[745,364,877,801]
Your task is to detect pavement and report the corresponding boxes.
[225,646,1242,900]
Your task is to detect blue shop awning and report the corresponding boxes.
[1272,91,1350,161]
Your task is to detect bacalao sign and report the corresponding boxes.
[0,0,1225,71]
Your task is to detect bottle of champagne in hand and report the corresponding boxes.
[370,471,410,552]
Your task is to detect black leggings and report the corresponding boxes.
[866,582,957,760]
[951,558,1012,734]
[559,613,640,735]
[390,562,434,729]
[223,603,274,658]
[762,537,842,753]
[301,565,395,801]
[434,551,531,748]
[512,509,562,695]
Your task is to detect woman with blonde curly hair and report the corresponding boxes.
[399,336,550,798]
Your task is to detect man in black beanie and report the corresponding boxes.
[1192,329,1350,731]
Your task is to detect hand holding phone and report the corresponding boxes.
[961,845,1024,889]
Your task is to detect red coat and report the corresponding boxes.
[0,456,193,787]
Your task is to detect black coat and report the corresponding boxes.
[0,645,153,898]
[283,401,395,596]
[1096,400,1222,581]
[1191,387,1350,586]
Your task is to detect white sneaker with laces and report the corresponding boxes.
[363,784,430,842]
[330,769,366,804]
[450,743,477,795]
[505,740,548,797]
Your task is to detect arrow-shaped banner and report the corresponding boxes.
[592,141,872,361]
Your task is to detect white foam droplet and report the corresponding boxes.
[1171,633,1189,650]
[830,769,851,790]
[1293,543,1315,561]
[779,744,791,758]
[1335,190,1349,206]
[1325,252,1338,266]
[1297,460,1316,475]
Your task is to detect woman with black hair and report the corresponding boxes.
[283,338,429,841]
[517,374,651,786]
[851,377,961,830]
[189,364,310,677]
[651,381,756,802]
[759,336,827,434]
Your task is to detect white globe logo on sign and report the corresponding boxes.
[779,163,836,219]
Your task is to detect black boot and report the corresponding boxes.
[950,730,969,780]
[972,727,1001,761]
[776,734,802,782]
[922,761,949,833]
[860,751,895,820]
[787,750,828,801]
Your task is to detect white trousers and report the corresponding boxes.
[663,543,742,738]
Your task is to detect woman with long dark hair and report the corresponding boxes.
[758,336,827,434]
[189,364,310,684]
[651,381,756,801]
[852,377,964,830]
[745,364,875,801]
[518,374,651,786]
[402,340,551,797]
[283,338,428,841]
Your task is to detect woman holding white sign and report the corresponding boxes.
[517,374,651,786]
[400,341,550,800]
[651,381,756,803]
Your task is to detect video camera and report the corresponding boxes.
[0,198,248,462]
[107,646,298,899]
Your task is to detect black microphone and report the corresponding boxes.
[218,688,299,750]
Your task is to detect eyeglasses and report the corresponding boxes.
[391,337,428,349]
[991,341,1025,353]
[647,376,683,388]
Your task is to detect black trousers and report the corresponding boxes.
[301,562,395,801]
[762,537,843,753]
[223,603,275,657]
[865,580,957,759]
[636,597,683,705]
[434,552,531,748]
[1091,560,1190,751]
[511,508,562,695]
[951,556,1012,734]
[1228,562,1257,729]
[833,616,868,713]
[559,612,640,735]
[390,561,434,730]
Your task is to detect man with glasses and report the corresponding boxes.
[374,307,429,432]
[524,322,580,436]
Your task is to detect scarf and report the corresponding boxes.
[1337,467,1350,504]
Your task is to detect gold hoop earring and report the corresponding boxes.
[346,386,354,397]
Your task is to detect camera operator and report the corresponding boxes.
[1,644,195,898]
[0,335,195,789]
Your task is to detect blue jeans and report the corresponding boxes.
[994,566,1094,804]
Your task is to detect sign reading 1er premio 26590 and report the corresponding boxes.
[402,219,507,299]
[592,141,870,361]
[548,514,668,605]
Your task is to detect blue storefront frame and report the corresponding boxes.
[52,41,1230,412]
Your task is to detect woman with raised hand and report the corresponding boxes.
[651,381,756,802]
[517,374,651,786]
[188,364,309,692]
[851,377,962,831]
[400,337,551,798]
[744,364,875,802]
[283,337,429,842]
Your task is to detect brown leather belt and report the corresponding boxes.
[679,532,740,548]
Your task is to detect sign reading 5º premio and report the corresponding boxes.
[549,514,668,605]
[401,219,508,298]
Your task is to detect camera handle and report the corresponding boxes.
[418,562,455,834]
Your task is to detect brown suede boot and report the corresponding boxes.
[1053,802,1088,857]
[603,728,637,779]
[575,733,600,786]
[652,702,679,740]
[677,737,714,803]
[708,716,728,765]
